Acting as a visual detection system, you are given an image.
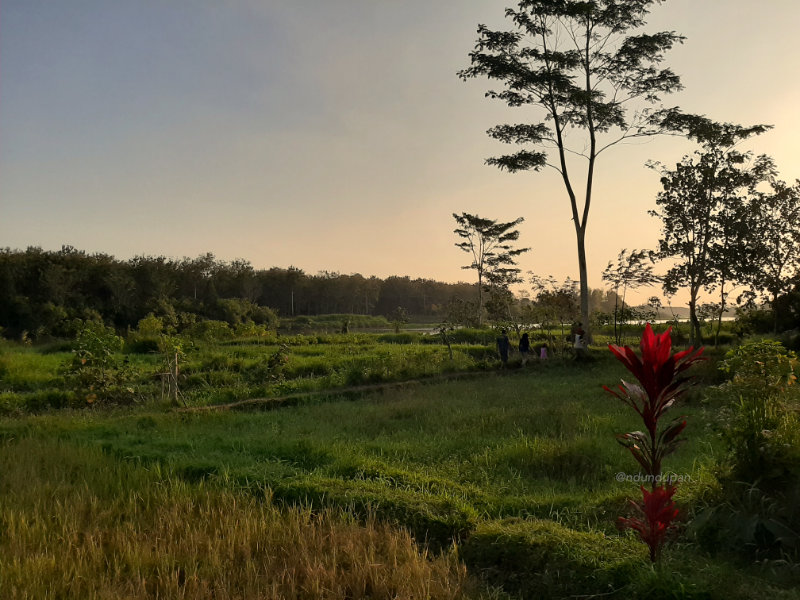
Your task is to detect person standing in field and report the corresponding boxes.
[519,332,530,366]
[496,329,510,368]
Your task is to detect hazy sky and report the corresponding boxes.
[2,1,799,305]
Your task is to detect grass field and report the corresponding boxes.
[1,332,799,598]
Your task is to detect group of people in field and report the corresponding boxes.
[495,322,586,367]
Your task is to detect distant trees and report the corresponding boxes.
[0,247,480,339]
[529,275,580,351]
[452,213,530,326]
[460,0,687,339]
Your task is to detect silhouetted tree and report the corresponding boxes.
[602,249,659,344]
[649,120,772,345]
[453,212,529,326]
[460,0,686,340]
[750,179,800,332]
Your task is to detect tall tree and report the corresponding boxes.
[459,0,685,340]
[648,121,771,345]
[453,213,530,326]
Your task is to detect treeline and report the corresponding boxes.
[0,247,476,339]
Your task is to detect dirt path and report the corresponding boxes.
[175,369,506,413]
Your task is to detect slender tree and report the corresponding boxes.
[453,213,530,326]
[459,0,686,340]
[602,249,660,344]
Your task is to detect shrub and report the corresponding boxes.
[136,313,165,336]
[719,339,797,392]
[186,320,233,342]
[62,321,136,406]
[716,340,799,485]
[692,340,800,559]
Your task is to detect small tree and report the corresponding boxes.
[453,213,530,326]
[530,275,579,355]
[389,306,409,334]
[602,249,659,344]
[63,320,134,406]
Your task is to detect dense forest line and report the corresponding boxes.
[0,246,477,338]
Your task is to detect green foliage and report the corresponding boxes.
[186,319,233,342]
[715,341,799,484]
[136,313,165,336]
[719,339,798,392]
[692,340,800,559]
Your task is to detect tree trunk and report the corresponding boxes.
[773,292,779,334]
[688,294,703,347]
[477,271,484,327]
[714,281,726,347]
[576,230,591,343]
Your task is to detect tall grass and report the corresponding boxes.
[0,437,480,599]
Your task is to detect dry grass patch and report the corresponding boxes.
[0,438,476,599]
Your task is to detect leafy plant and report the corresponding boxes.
[63,321,135,405]
[716,340,799,485]
[719,339,797,392]
[604,323,704,560]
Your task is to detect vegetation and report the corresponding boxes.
[2,328,800,597]
[0,247,477,341]
[602,249,660,345]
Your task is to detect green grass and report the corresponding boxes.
[0,357,725,551]
[1,334,798,598]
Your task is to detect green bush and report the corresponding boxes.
[459,518,644,597]
[62,321,136,406]
[694,339,800,559]
[186,320,233,342]
[715,340,799,483]
[720,339,798,391]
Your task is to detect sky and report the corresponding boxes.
[2,0,799,306]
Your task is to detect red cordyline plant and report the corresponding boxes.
[604,323,704,561]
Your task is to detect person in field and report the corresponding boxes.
[496,329,510,367]
[519,332,530,366]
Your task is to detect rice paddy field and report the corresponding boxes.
[1,331,798,599]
